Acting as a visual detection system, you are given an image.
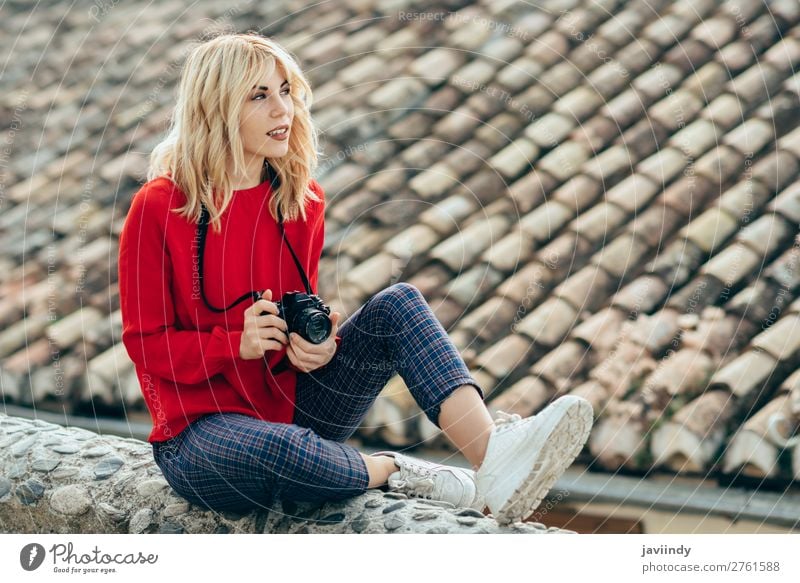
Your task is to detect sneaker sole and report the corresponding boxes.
[492,396,593,526]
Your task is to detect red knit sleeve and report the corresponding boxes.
[308,179,341,353]
[118,183,245,384]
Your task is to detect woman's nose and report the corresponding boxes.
[272,100,290,117]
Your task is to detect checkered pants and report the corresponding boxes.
[152,282,485,512]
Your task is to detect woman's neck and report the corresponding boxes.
[229,157,267,191]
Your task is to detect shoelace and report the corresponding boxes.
[391,459,483,510]
[393,473,436,499]
[494,410,522,428]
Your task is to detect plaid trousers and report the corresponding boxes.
[152,282,485,512]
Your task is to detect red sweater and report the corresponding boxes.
[118,175,340,443]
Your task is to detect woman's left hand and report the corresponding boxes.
[286,312,341,373]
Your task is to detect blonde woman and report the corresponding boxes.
[118,32,593,526]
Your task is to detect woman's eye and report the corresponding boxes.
[253,88,291,101]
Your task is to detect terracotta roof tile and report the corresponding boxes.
[476,112,523,148]
[0,314,50,360]
[444,264,504,307]
[610,275,669,315]
[505,170,552,214]
[429,296,463,330]
[530,340,589,395]
[724,118,776,156]
[430,214,512,272]
[432,104,482,143]
[651,389,736,472]
[496,261,556,306]
[406,264,450,298]
[367,77,428,110]
[481,229,537,273]
[697,145,748,184]
[571,307,628,359]
[553,264,615,313]
[643,12,693,48]
[537,142,591,182]
[709,349,780,400]
[488,138,539,180]
[524,112,575,148]
[384,224,440,260]
[408,163,460,200]
[700,96,744,136]
[570,202,628,246]
[495,57,544,94]
[447,19,493,52]
[418,194,479,236]
[717,180,772,221]
[456,295,519,344]
[763,238,800,290]
[752,314,800,362]
[737,213,795,258]
[410,48,466,85]
[752,150,800,193]
[573,116,620,154]
[345,252,396,297]
[524,29,569,67]
[726,280,783,326]
[518,200,573,242]
[476,334,534,381]
[729,63,786,108]
[487,375,552,419]
[680,206,740,254]
[628,200,683,249]
[452,59,498,89]
[722,391,793,477]
[515,297,579,348]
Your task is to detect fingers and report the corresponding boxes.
[241,290,292,359]
[286,343,323,373]
[287,336,329,370]
[255,313,288,332]
[259,325,289,346]
[288,331,317,353]
[285,343,303,371]
[246,334,283,354]
[287,334,318,362]
[252,298,279,316]
[245,327,286,351]
[330,311,341,337]
[245,291,340,367]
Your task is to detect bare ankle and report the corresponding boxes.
[360,453,398,488]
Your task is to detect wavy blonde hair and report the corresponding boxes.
[147,31,321,234]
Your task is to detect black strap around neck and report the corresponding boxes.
[195,163,312,314]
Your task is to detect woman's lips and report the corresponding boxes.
[267,125,289,141]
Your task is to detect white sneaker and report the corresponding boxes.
[370,451,486,512]
[476,395,593,525]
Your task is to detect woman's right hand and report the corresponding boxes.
[239,289,289,360]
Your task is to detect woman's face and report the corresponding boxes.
[240,65,294,160]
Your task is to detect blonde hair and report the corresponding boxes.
[147,31,321,234]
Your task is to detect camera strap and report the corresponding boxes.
[193,165,314,375]
[195,164,313,314]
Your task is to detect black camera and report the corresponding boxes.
[261,291,332,344]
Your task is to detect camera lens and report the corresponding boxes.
[303,311,332,344]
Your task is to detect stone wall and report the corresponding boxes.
[0,414,574,534]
